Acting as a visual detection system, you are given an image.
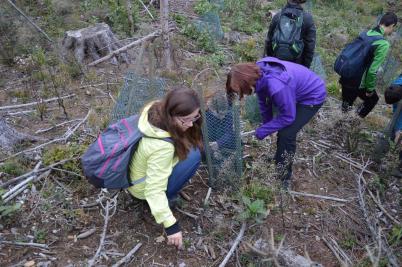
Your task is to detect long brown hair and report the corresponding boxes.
[226,63,261,100]
[148,87,203,160]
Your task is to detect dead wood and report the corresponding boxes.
[0,241,49,249]
[288,190,348,203]
[0,118,43,152]
[111,243,142,267]
[0,94,75,111]
[62,23,129,65]
[356,162,400,267]
[76,228,97,239]
[88,30,161,66]
[219,222,246,267]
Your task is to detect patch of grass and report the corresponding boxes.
[326,81,341,98]
[0,189,21,220]
[42,144,87,174]
[340,232,358,249]
[0,160,27,176]
[242,181,274,204]
[388,224,402,247]
[234,38,261,62]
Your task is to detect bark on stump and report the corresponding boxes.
[62,23,129,65]
[0,118,41,153]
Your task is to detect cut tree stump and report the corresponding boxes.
[0,117,42,153]
[62,23,129,65]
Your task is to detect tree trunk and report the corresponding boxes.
[160,0,172,70]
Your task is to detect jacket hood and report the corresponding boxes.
[138,102,171,139]
[257,57,291,84]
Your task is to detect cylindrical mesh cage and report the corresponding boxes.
[198,87,243,188]
[110,72,167,123]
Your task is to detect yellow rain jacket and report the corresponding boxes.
[127,103,179,228]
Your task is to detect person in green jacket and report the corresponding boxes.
[128,87,203,249]
[341,12,398,117]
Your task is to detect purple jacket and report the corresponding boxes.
[255,57,326,139]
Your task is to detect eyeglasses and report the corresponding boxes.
[177,113,201,125]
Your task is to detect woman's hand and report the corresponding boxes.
[167,231,183,249]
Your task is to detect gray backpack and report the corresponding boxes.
[81,115,172,189]
[272,7,304,61]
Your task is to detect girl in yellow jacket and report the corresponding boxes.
[128,87,203,249]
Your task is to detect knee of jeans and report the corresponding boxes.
[188,148,201,164]
[372,94,379,103]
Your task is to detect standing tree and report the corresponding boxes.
[160,0,172,70]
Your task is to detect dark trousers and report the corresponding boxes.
[340,79,379,118]
[275,103,322,181]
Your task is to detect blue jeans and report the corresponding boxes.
[166,148,201,200]
[275,103,322,181]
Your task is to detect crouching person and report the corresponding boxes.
[226,57,326,189]
[128,87,203,248]
[384,74,402,178]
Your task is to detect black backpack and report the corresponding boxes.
[334,31,383,80]
[271,7,304,61]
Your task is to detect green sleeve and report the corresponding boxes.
[363,39,390,91]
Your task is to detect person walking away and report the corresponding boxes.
[338,12,398,117]
[384,74,402,178]
[128,87,203,249]
[264,0,316,68]
[226,57,326,189]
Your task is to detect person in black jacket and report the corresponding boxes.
[264,0,316,68]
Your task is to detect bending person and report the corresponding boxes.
[128,87,203,249]
[226,57,326,189]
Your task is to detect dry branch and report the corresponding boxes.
[77,228,97,239]
[2,161,41,200]
[176,208,198,220]
[3,110,90,161]
[288,190,348,203]
[0,241,49,249]
[6,0,53,42]
[219,222,246,267]
[111,243,142,267]
[0,94,75,111]
[356,162,399,267]
[334,153,374,175]
[322,236,352,267]
[88,30,161,66]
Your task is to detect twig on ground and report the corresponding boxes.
[176,208,198,220]
[334,153,374,175]
[111,243,142,267]
[88,193,118,267]
[35,119,81,134]
[0,94,75,111]
[241,130,255,137]
[219,222,246,267]
[2,162,41,199]
[356,161,399,267]
[322,235,352,267]
[77,228,97,239]
[204,187,212,206]
[3,110,90,161]
[50,167,84,178]
[288,190,348,203]
[3,170,50,203]
[0,241,49,249]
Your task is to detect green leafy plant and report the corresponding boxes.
[0,189,22,219]
[239,196,268,223]
[234,39,261,62]
[388,225,402,246]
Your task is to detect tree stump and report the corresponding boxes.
[62,23,129,65]
[0,117,41,153]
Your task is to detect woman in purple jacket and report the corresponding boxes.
[226,57,327,189]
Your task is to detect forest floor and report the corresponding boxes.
[0,0,401,267]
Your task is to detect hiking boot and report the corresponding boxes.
[342,102,353,113]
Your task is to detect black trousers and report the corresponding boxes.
[275,103,322,181]
[340,79,379,118]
